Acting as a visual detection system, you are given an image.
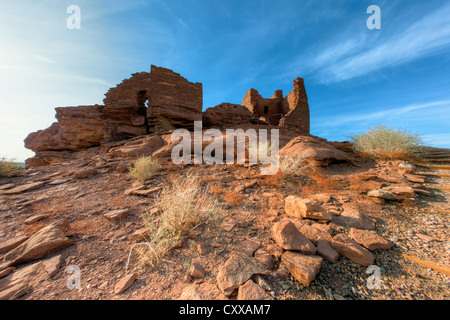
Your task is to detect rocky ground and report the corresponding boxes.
[0,146,449,300]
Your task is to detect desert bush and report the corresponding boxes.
[135,171,222,267]
[128,156,160,183]
[279,152,312,177]
[0,158,24,178]
[247,140,272,164]
[351,125,424,160]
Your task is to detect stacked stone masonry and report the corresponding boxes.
[24,65,310,166]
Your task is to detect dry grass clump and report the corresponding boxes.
[0,157,24,178]
[247,140,272,164]
[279,151,313,178]
[128,156,160,183]
[300,169,341,197]
[351,125,424,160]
[135,171,222,267]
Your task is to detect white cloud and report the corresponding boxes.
[307,3,450,83]
[422,134,450,148]
[318,100,450,126]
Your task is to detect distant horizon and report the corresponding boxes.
[1,0,450,162]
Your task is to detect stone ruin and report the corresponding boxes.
[24,65,311,166]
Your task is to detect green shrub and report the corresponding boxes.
[351,125,424,160]
[128,156,160,183]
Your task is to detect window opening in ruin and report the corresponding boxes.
[264,106,269,114]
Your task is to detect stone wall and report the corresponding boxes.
[103,65,203,140]
[202,103,256,128]
[240,77,310,133]
[24,66,203,166]
[24,65,311,167]
[147,65,203,130]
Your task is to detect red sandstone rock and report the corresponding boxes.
[292,221,333,244]
[103,208,130,221]
[1,182,45,195]
[331,205,376,230]
[189,260,207,278]
[108,135,167,157]
[281,251,323,287]
[203,103,256,127]
[179,283,228,300]
[216,253,266,296]
[382,185,415,198]
[316,239,340,262]
[237,280,273,300]
[3,220,72,266]
[280,135,352,165]
[233,238,261,257]
[331,234,374,267]
[285,196,332,222]
[272,219,316,254]
[367,189,400,200]
[254,249,275,269]
[0,235,30,254]
[114,272,138,295]
[349,228,394,250]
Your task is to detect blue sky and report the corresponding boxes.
[1,0,450,162]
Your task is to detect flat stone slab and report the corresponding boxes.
[114,272,138,295]
[0,184,14,191]
[281,251,323,287]
[130,186,162,196]
[0,235,30,254]
[216,252,266,296]
[272,219,316,254]
[316,239,339,262]
[3,220,72,266]
[331,206,375,230]
[24,214,51,225]
[233,238,261,257]
[291,219,333,244]
[103,208,130,220]
[350,228,394,250]
[331,234,374,267]
[1,182,45,195]
[382,185,415,198]
[179,283,228,300]
[237,280,273,300]
[367,189,399,200]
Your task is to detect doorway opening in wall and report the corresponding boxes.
[137,90,150,134]
[264,106,269,114]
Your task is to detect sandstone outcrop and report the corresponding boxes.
[3,220,72,266]
[24,65,203,166]
[23,64,329,167]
